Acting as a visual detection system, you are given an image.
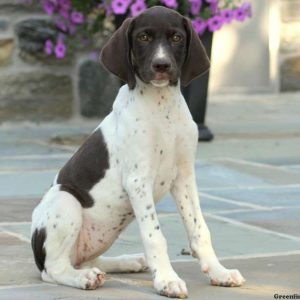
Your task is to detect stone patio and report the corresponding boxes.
[0,92,299,299]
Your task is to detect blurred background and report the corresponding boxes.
[0,1,300,298]
[0,0,299,122]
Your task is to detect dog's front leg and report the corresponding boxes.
[171,164,245,287]
[124,177,188,299]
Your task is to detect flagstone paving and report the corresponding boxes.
[0,94,299,299]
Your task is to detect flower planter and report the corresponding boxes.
[181,30,213,125]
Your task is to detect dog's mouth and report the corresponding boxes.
[153,72,170,81]
[150,72,171,87]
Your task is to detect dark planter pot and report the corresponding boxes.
[181,30,213,125]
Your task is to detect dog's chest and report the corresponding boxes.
[113,84,185,199]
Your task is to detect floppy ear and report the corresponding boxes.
[181,18,210,87]
[100,18,136,89]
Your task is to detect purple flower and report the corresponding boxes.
[58,0,71,10]
[234,7,247,22]
[191,18,207,35]
[55,20,67,32]
[43,0,56,15]
[55,40,66,59]
[111,0,131,14]
[130,0,147,17]
[189,0,202,16]
[44,39,53,55]
[207,15,223,31]
[59,7,69,19]
[89,51,98,61]
[209,2,218,14]
[220,9,234,24]
[161,0,178,9]
[241,2,252,18]
[70,11,85,24]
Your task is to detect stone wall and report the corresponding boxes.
[0,0,119,123]
[0,1,299,122]
[280,0,300,92]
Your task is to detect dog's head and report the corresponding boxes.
[100,6,210,89]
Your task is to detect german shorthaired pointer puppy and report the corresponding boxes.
[31,6,245,298]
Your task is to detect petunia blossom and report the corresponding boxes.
[209,2,218,14]
[111,0,131,15]
[220,9,234,24]
[207,15,223,31]
[43,0,56,15]
[55,20,67,32]
[130,0,147,17]
[234,6,247,22]
[160,0,178,9]
[44,39,53,55]
[241,2,252,18]
[191,17,207,35]
[59,7,69,19]
[55,40,66,59]
[70,11,85,24]
[189,0,202,16]
[58,0,71,10]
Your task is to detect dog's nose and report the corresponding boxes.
[152,60,171,73]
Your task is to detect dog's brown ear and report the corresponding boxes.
[100,18,136,89]
[181,17,210,87]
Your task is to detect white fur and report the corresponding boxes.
[154,44,168,60]
[31,78,245,297]
[150,79,169,87]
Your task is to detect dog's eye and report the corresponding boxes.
[138,34,150,42]
[171,34,182,43]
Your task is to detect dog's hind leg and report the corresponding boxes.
[80,253,148,273]
[31,186,105,289]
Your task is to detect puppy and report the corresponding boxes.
[31,6,245,298]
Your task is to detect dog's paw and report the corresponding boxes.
[121,253,148,273]
[108,253,148,273]
[202,263,245,287]
[154,276,188,298]
[77,267,105,290]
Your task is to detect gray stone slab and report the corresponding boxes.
[0,170,56,198]
[196,160,300,190]
[0,255,299,300]
[156,194,242,214]
[0,157,68,171]
[285,165,300,173]
[195,161,267,189]
[207,187,300,208]
[222,207,300,238]
[0,233,39,286]
[0,140,70,157]
[218,160,300,185]
[0,123,97,143]
[0,281,163,300]
[0,197,39,222]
